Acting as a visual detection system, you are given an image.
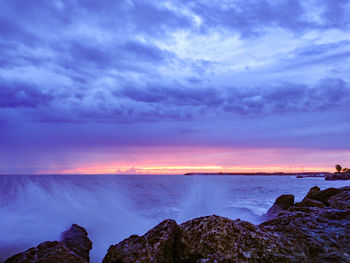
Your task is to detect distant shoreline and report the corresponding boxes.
[184,172,331,176]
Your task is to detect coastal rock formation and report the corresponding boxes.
[61,224,92,262]
[302,187,342,205]
[103,186,350,263]
[5,224,92,263]
[295,186,326,208]
[177,216,297,262]
[326,173,350,180]
[103,215,296,263]
[103,219,181,263]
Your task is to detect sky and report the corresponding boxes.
[0,0,350,174]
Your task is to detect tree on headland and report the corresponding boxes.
[343,168,350,173]
[335,164,342,173]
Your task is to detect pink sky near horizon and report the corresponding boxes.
[39,146,350,174]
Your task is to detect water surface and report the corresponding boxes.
[0,174,348,262]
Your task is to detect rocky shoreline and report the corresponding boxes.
[5,186,350,263]
[325,173,350,180]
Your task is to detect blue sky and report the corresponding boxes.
[0,0,350,173]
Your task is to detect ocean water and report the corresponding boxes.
[0,174,349,262]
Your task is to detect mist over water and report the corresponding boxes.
[0,174,349,262]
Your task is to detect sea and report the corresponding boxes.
[0,174,349,262]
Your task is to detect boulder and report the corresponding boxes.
[328,190,350,209]
[5,224,92,263]
[297,198,326,208]
[178,215,298,262]
[302,186,320,201]
[103,219,181,263]
[305,188,342,205]
[266,194,294,218]
[104,215,299,263]
[260,207,350,263]
[61,224,92,262]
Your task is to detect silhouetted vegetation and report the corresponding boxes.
[335,164,342,173]
[335,164,349,173]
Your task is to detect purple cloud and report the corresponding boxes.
[0,0,350,173]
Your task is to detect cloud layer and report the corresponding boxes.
[1,0,350,172]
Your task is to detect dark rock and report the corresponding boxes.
[306,188,342,205]
[178,215,298,262]
[260,187,350,263]
[103,219,180,263]
[326,173,350,180]
[328,191,350,209]
[61,224,92,262]
[260,207,350,262]
[266,194,294,218]
[302,186,320,201]
[5,225,92,263]
[297,198,326,208]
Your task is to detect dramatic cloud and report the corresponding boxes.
[0,0,350,173]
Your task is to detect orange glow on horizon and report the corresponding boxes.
[57,164,332,175]
[37,146,349,175]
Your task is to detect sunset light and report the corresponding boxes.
[1,1,350,262]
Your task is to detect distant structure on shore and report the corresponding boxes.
[185,164,350,180]
[184,172,329,176]
[325,164,350,180]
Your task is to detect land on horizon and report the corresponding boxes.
[184,172,331,176]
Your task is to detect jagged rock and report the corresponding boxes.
[305,188,342,205]
[302,186,320,201]
[328,190,350,209]
[261,205,350,262]
[61,224,92,262]
[5,224,92,263]
[103,219,181,263]
[260,187,350,262]
[265,194,294,218]
[297,198,326,208]
[178,215,298,262]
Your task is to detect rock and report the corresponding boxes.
[103,219,181,263]
[261,206,350,262]
[266,194,294,218]
[61,224,92,262]
[178,215,298,262]
[104,215,299,263]
[326,173,350,180]
[328,190,350,209]
[302,186,320,201]
[306,188,342,205]
[297,198,326,208]
[5,224,92,263]
[260,187,350,263]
